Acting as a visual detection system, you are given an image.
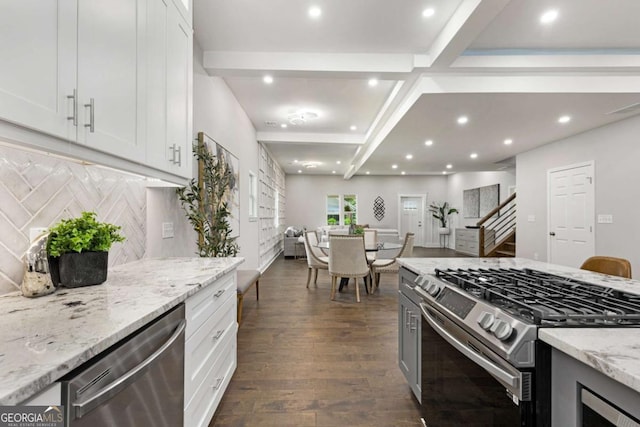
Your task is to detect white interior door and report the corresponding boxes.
[548,162,595,268]
[399,195,425,246]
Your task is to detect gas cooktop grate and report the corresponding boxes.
[435,268,640,326]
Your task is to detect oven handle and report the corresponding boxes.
[420,303,519,389]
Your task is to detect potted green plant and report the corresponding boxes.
[47,211,125,288]
[176,136,240,257]
[429,201,459,235]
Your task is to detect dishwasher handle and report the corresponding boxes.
[72,319,186,419]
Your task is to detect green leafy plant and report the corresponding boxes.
[176,140,239,257]
[429,202,459,228]
[47,212,125,257]
[353,226,364,235]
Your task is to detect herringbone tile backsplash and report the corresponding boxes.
[0,144,147,294]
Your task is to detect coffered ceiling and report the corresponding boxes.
[193,0,640,177]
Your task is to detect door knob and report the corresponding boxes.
[549,232,556,236]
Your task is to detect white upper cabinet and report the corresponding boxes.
[0,0,77,141]
[0,0,192,181]
[146,0,192,178]
[77,0,145,162]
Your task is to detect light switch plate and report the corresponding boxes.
[597,214,613,224]
[162,222,174,239]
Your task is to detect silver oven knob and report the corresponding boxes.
[491,320,513,341]
[424,281,441,296]
[477,311,495,330]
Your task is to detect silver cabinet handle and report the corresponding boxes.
[211,377,224,390]
[420,303,519,389]
[168,145,175,163]
[211,329,224,340]
[214,289,225,298]
[72,319,186,418]
[176,146,181,166]
[549,232,556,236]
[405,307,410,328]
[410,314,418,332]
[67,89,77,126]
[84,98,95,132]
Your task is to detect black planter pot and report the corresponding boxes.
[54,251,109,288]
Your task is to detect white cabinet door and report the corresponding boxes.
[0,0,77,140]
[146,0,192,178]
[166,5,192,176]
[77,0,145,162]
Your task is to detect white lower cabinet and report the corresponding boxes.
[184,271,238,426]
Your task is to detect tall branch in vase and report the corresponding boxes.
[176,134,239,257]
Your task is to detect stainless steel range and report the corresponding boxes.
[403,267,640,427]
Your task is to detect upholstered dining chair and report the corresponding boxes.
[363,229,377,263]
[303,231,329,287]
[328,235,370,302]
[370,232,415,291]
[580,256,632,279]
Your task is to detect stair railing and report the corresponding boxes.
[477,192,516,257]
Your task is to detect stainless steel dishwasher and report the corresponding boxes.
[61,304,185,427]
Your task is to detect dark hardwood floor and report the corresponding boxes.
[210,247,465,427]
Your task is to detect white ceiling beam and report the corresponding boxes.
[203,51,418,75]
[427,0,512,69]
[419,74,640,94]
[452,54,640,70]
[257,132,364,144]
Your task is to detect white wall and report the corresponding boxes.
[146,42,261,269]
[516,114,640,277]
[286,174,448,246]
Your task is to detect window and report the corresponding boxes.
[248,171,257,221]
[326,194,358,225]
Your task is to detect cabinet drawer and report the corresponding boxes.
[184,328,237,427]
[184,293,236,403]
[185,271,235,339]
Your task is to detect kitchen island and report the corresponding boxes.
[398,257,640,425]
[0,257,243,405]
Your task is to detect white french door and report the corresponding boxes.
[548,162,595,268]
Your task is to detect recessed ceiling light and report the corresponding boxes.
[336,160,341,165]
[457,116,468,125]
[391,164,398,169]
[298,169,302,173]
[293,159,298,163]
[308,6,322,19]
[422,8,435,18]
[446,164,452,169]
[366,171,370,175]
[406,154,413,160]
[401,171,406,175]
[442,171,447,175]
[470,153,478,159]
[540,9,558,24]
[425,139,433,146]
[281,123,287,128]
[558,115,571,124]
[263,75,273,84]
[368,78,379,87]
[350,125,357,131]
[504,138,513,145]
[332,170,336,174]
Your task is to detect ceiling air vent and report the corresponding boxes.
[264,121,278,127]
[606,102,640,115]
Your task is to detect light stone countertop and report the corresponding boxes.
[0,257,244,405]
[398,257,640,394]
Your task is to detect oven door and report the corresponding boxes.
[420,302,534,427]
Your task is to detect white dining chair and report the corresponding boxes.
[370,232,414,292]
[363,229,377,263]
[303,231,328,287]
[328,235,370,302]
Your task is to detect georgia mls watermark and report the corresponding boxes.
[0,406,63,427]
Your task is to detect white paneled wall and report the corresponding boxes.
[258,144,285,270]
[0,144,147,294]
